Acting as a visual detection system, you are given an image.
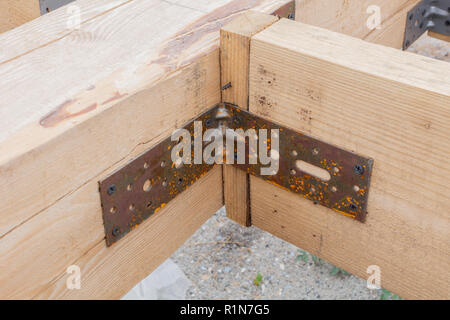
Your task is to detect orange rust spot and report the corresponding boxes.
[101,91,128,105]
[40,100,98,127]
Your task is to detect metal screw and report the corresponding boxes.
[354,164,364,175]
[112,227,121,237]
[288,13,295,20]
[107,184,116,195]
[205,119,212,127]
[221,82,232,91]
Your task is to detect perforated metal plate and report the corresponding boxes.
[99,104,373,246]
[403,0,450,49]
[222,104,373,222]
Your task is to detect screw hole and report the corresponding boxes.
[349,204,357,211]
[409,14,413,20]
[446,20,450,26]
[178,178,183,184]
[147,201,152,208]
[143,179,152,192]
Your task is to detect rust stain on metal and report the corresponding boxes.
[40,99,98,127]
[100,103,373,246]
[221,103,373,222]
[99,106,219,246]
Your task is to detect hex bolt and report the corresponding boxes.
[107,184,116,195]
[112,227,121,237]
[354,164,364,175]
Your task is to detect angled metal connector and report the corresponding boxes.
[403,0,450,49]
[99,104,374,246]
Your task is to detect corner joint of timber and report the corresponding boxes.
[98,103,374,247]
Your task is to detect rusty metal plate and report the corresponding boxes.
[100,103,373,246]
[99,107,219,246]
[222,103,373,222]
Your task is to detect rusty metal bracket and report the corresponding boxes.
[403,0,450,49]
[99,103,373,246]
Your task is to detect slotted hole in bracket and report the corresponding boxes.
[295,160,331,182]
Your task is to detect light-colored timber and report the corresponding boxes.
[0,0,41,33]
[248,18,450,300]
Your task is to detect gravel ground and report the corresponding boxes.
[145,34,448,301]
[171,207,381,300]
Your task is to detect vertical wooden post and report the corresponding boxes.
[220,11,279,226]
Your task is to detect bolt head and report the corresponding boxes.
[107,184,116,195]
[354,165,364,175]
[112,227,121,237]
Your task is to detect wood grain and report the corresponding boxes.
[295,0,421,49]
[221,11,279,226]
[0,0,41,33]
[248,19,450,299]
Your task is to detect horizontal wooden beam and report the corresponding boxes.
[248,18,450,299]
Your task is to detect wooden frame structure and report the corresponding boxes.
[0,0,448,300]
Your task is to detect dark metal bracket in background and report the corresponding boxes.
[99,104,373,246]
[39,0,76,15]
[403,0,450,49]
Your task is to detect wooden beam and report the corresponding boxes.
[248,19,450,299]
[34,167,223,299]
[0,0,292,299]
[295,0,422,49]
[0,0,41,33]
[221,11,279,227]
